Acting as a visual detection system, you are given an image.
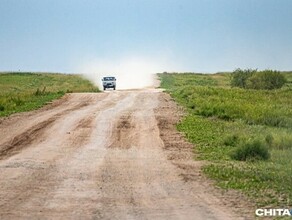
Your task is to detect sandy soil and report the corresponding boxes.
[0,89,253,219]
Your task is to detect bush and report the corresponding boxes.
[0,104,4,111]
[231,69,287,90]
[246,70,287,90]
[231,68,256,88]
[231,139,270,161]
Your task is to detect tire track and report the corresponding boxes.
[0,101,90,160]
[109,113,136,149]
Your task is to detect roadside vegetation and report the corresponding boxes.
[0,72,99,117]
[159,71,292,207]
[231,68,287,90]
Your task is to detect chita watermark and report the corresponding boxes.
[255,208,292,217]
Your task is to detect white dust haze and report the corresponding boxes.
[79,57,173,90]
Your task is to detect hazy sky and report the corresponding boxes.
[1,0,292,73]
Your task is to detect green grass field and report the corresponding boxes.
[0,72,99,117]
[159,72,292,207]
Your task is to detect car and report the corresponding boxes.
[102,76,116,90]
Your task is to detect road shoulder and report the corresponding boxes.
[154,91,254,219]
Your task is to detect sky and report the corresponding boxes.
[1,0,292,75]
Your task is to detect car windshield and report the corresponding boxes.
[103,77,115,81]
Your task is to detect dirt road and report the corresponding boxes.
[0,89,250,219]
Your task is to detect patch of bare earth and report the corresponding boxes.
[155,92,255,219]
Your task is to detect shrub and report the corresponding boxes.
[246,70,287,90]
[230,68,256,88]
[0,104,4,111]
[231,139,270,161]
[231,69,287,90]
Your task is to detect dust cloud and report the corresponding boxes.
[79,57,169,90]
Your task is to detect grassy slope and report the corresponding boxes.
[0,72,99,117]
[159,72,292,207]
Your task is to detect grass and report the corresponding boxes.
[159,72,292,207]
[0,72,99,117]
